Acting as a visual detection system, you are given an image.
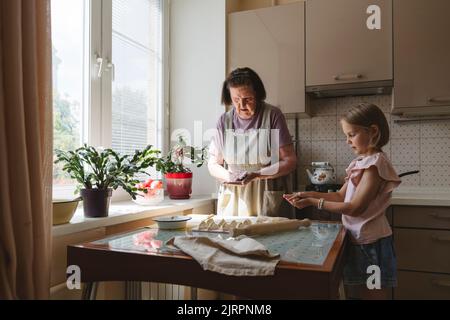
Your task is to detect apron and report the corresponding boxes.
[217,103,295,218]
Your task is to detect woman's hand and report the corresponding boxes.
[225,172,260,186]
[283,192,315,209]
[240,172,260,185]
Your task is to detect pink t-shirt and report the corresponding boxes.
[343,152,401,244]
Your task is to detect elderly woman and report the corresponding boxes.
[208,67,297,217]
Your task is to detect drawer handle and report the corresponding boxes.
[432,280,450,288]
[333,73,363,81]
[428,97,450,104]
[431,235,450,242]
[428,212,450,220]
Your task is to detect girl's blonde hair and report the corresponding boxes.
[341,103,390,150]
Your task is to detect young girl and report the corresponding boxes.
[284,103,401,300]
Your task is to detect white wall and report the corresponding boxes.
[169,0,226,196]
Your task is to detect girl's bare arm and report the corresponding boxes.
[286,166,382,217]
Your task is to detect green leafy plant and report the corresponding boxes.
[155,135,207,174]
[54,144,161,199]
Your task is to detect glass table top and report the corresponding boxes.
[93,222,342,266]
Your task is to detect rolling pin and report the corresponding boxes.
[230,219,312,237]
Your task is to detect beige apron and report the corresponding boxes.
[217,103,295,218]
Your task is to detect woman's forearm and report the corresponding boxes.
[208,162,230,183]
[258,156,296,180]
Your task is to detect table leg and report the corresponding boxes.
[82,282,98,300]
[190,287,198,300]
[338,280,346,300]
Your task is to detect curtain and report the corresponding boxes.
[0,0,53,299]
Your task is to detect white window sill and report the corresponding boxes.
[52,194,216,237]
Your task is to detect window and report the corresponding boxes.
[52,0,165,200]
[111,0,162,156]
[51,0,89,195]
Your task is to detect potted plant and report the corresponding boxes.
[54,144,160,217]
[155,136,207,199]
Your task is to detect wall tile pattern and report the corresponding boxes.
[293,94,450,188]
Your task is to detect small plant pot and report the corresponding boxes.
[80,188,113,218]
[165,172,192,199]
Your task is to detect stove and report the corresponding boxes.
[305,184,342,193]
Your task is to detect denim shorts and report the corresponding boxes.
[343,235,397,288]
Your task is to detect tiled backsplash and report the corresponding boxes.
[287,95,450,188]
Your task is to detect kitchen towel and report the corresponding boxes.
[166,235,280,276]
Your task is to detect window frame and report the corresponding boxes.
[53,0,168,202]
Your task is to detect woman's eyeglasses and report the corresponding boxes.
[232,97,255,105]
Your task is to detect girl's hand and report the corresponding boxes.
[283,193,314,209]
[283,192,306,202]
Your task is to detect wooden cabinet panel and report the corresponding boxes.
[393,206,450,230]
[228,2,306,114]
[395,271,450,300]
[393,0,450,114]
[306,0,392,86]
[395,228,450,274]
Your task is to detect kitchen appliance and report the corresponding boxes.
[305,183,342,193]
[306,80,392,99]
[306,162,336,185]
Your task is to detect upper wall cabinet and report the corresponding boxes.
[392,0,450,116]
[228,2,307,115]
[306,0,392,88]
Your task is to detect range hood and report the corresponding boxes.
[306,80,393,98]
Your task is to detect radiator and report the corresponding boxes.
[126,282,187,300]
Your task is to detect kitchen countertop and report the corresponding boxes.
[391,187,450,207]
[52,195,216,237]
[298,185,450,207]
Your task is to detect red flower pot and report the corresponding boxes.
[165,172,192,199]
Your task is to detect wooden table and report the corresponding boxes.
[67,221,347,300]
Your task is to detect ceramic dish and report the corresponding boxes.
[153,215,192,230]
[52,198,81,225]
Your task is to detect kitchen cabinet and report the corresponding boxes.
[306,0,392,87]
[228,2,308,116]
[392,0,450,116]
[392,205,450,299]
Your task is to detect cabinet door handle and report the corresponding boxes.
[432,280,450,288]
[431,235,450,242]
[333,73,363,81]
[428,97,450,104]
[428,213,450,220]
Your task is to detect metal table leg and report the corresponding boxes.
[82,282,98,300]
[190,287,198,300]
